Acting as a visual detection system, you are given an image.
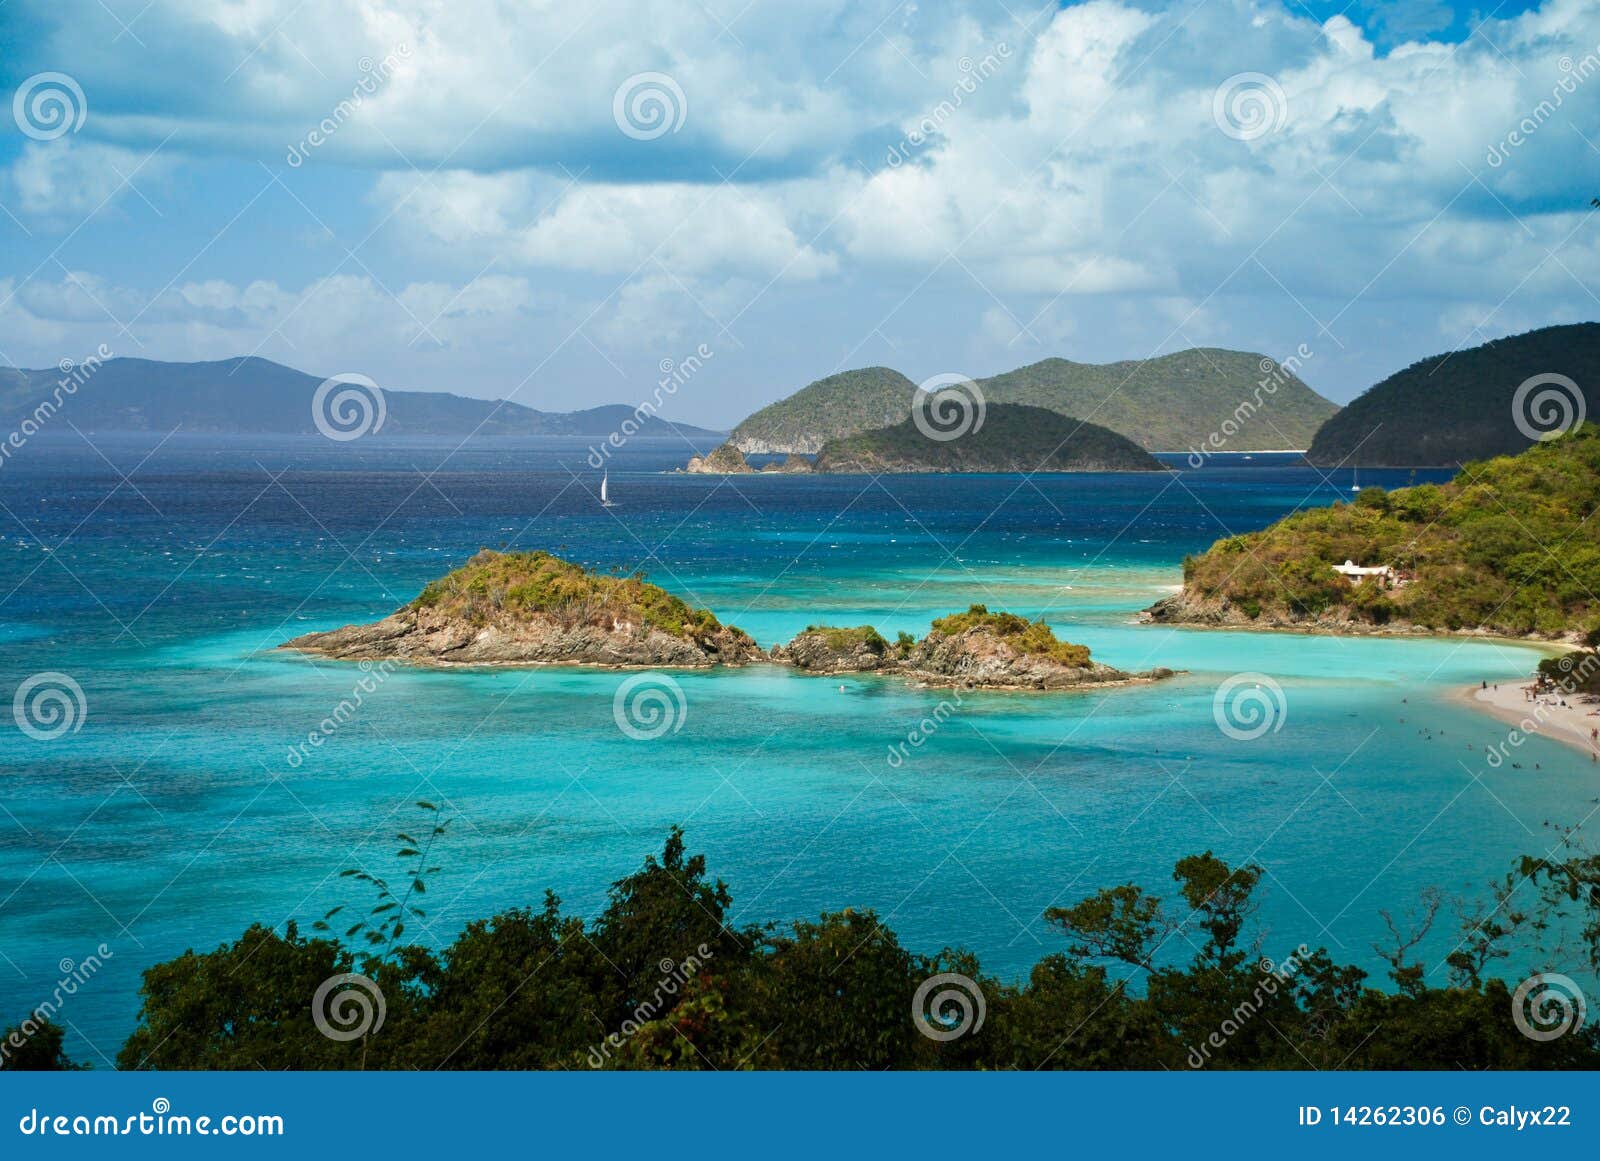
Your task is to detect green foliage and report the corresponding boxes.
[1183,426,1600,635]
[0,1019,84,1071]
[931,604,1093,666]
[88,829,1600,1071]
[316,801,449,952]
[814,404,1164,473]
[411,549,747,645]
[802,625,889,653]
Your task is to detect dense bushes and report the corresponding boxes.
[11,827,1600,1072]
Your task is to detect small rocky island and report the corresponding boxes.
[685,442,754,474]
[772,607,1173,690]
[281,549,763,668]
[284,551,1172,690]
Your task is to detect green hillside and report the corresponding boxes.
[1305,323,1600,466]
[729,350,1336,455]
[979,349,1334,452]
[813,404,1164,473]
[730,367,916,453]
[1164,426,1600,637]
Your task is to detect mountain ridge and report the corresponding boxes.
[0,355,725,439]
[728,348,1337,455]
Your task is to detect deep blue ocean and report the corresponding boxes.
[0,434,1588,1064]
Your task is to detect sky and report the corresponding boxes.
[0,0,1595,429]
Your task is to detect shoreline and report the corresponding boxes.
[1455,682,1600,759]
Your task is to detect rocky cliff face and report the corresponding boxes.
[284,605,763,667]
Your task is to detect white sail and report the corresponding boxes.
[600,473,609,503]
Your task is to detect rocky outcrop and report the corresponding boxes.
[686,442,754,473]
[759,455,814,473]
[281,549,763,669]
[772,614,1174,690]
[770,626,895,672]
[284,606,762,668]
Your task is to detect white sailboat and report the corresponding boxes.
[1350,467,1361,493]
[600,472,616,507]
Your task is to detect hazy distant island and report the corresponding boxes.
[285,549,1169,690]
[1146,426,1600,641]
[0,355,725,439]
[1306,323,1600,466]
[725,348,1336,456]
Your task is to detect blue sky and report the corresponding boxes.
[0,0,1595,427]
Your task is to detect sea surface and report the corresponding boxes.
[0,434,1590,1063]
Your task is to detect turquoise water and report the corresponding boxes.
[0,437,1588,1064]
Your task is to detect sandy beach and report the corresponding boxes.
[1458,682,1600,759]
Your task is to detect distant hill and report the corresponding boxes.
[1305,323,1600,466]
[0,356,724,439]
[731,367,915,454]
[728,350,1336,455]
[813,404,1166,473]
